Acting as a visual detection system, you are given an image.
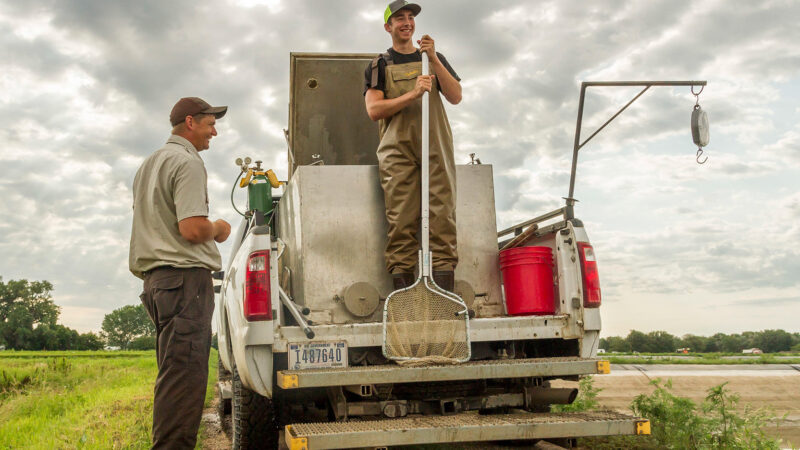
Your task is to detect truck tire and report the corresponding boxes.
[232,364,279,449]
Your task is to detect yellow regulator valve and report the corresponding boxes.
[239,168,254,188]
[265,169,282,188]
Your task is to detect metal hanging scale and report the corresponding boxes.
[691,85,709,164]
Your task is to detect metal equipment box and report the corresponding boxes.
[276,164,503,324]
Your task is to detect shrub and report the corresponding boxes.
[563,377,783,449]
[631,379,782,449]
[551,376,601,412]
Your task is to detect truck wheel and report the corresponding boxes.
[232,364,279,449]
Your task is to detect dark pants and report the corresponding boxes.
[140,266,214,450]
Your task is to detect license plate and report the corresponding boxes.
[288,341,348,370]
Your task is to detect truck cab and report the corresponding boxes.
[214,53,649,449]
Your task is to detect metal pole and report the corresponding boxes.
[279,287,314,339]
[421,52,431,278]
[566,83,587,209]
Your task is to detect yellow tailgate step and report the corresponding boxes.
[278,357,610,389]
[286,411,648,449]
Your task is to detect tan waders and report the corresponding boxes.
[377,60,457,275]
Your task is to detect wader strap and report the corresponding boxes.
[370,51,394,89]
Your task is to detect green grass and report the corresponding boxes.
[0,349,218,449]
[607,355,800,365]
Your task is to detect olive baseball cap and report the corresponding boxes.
[170,97,228,126]
[384,0,421,23]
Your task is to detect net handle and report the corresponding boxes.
[421,51,431,277]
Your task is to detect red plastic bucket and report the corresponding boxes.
[499,246,555,315]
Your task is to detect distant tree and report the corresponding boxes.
[211,333,218,350]
[78,332,105,350]
[718,334,746,353]
[604,336,631,352]
[1,303,35,349]
[740,331,758,349]
[680,334,710,353]
[102,304,155,350]
[32,324,59,350]
[128,335,156,350]
[752,329,794,353]
[646,331,677,353]
[0,277,60,325]
[626,330,649,352]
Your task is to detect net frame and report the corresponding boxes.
[382,252,471,364]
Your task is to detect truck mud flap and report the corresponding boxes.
[277,357,610,389]
[285,410,650,449]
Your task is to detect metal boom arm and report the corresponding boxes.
[565,80,707,218]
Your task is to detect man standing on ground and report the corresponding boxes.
[364,0,462,292]
[129,97,231,449]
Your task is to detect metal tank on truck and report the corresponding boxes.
[213,52,706,449]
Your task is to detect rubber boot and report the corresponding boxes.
[433,270,455,292]
[392,273,415,290]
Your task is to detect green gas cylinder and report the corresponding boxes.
[247,172,273,215]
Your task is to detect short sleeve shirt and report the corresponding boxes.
[129,135,222,279]
[363,48,460,95]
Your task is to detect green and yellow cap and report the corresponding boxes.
[384,0,421,23]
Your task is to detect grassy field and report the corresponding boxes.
[606,352,800,365]
[0,349,218,449]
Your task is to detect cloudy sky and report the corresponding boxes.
[0,0,798,338]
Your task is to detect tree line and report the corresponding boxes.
[0,277,104,350]
[600,329,800,354]
[0,277,155,351]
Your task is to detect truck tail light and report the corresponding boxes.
[244,250,272,321]
[577,242,601,308]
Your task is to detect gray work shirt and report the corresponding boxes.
[129,135,222,279]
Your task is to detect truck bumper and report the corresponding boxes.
[277,356,609,389]
[273,315,572,352]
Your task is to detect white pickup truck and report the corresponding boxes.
[213,53,681,449]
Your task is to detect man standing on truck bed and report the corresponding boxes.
[129,97,231,449]
[364,0,462,292]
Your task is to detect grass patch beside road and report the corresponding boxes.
[606,353,800,365]
[0,349,218,449]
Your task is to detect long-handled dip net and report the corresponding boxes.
[382,53,470,366]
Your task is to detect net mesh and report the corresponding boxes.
[383,279,470,366]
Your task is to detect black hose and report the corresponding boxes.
[230,171,247,217]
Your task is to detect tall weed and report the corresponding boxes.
[565,377,784,449]
[631,379,782,449]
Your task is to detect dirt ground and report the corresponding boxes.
[201,398,232,450]
[201,365,800,449]
[554,365,800,448]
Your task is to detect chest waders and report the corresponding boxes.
[376,55,458,276]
